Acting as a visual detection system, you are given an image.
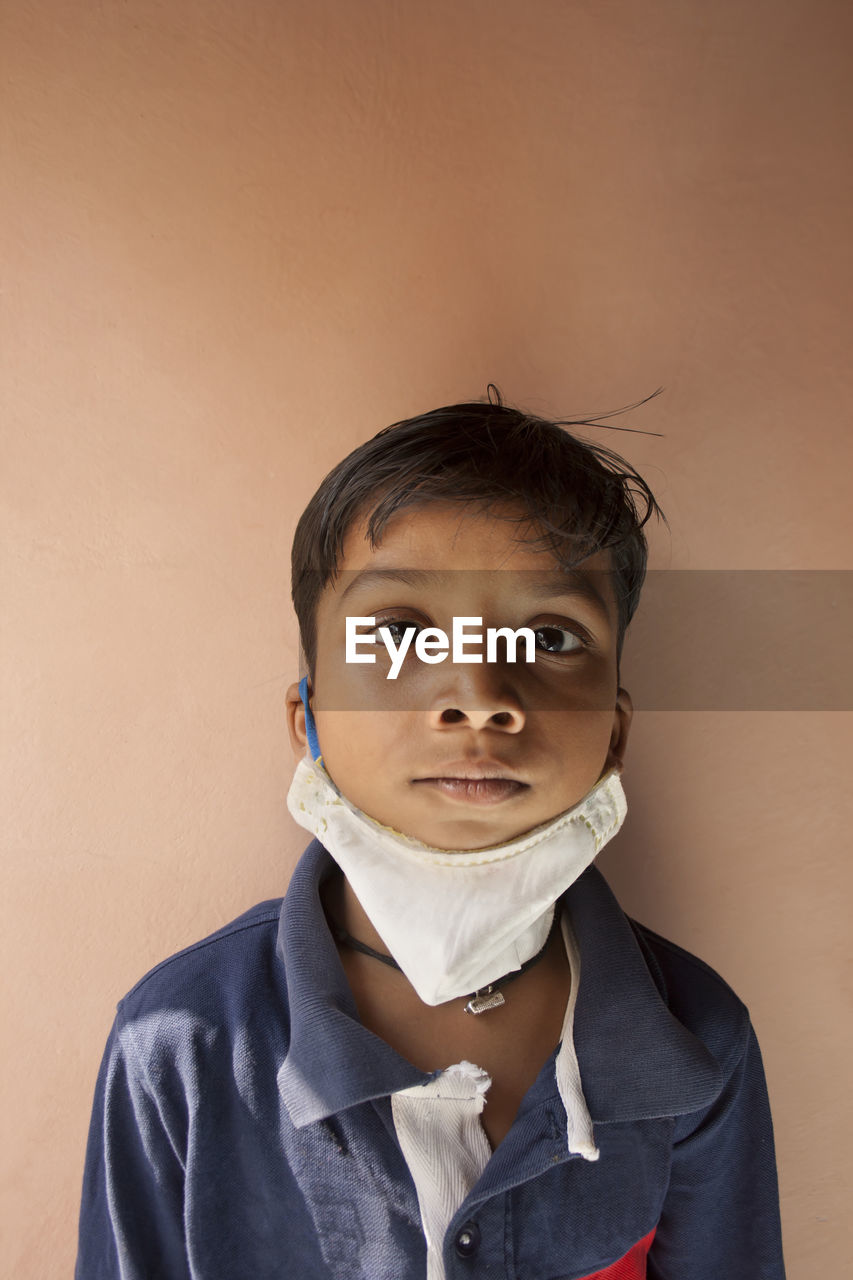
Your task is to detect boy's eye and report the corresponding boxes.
[375,618,422,645]
[533,625,584,654]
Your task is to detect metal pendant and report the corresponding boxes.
[464,986,506,1015]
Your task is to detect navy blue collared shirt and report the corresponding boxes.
[76,841,786,1278]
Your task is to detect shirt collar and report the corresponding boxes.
[567,867,723,1121]
[277,840,722,1128]
[277,840,433,1126]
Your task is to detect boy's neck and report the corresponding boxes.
[321,867,389,957]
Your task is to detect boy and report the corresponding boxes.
[76,396,786,1278]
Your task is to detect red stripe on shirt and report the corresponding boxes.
[579,1228,656,1279]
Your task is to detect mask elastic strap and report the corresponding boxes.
[297,675,323,764]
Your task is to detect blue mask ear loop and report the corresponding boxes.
[297,676,323,765]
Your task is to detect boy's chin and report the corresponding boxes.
[401,810,551,853]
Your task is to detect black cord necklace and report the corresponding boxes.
[329,910,561,1015]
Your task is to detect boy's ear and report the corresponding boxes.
[285,680,311,762]
[604,686,633,774]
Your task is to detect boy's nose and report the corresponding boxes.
[426,680,526,733]
[429,702,525,732]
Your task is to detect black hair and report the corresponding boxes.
[291,389,667,680]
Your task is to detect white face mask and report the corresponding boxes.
[286,754,627,1008]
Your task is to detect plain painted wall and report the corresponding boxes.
[3,1,851,1274]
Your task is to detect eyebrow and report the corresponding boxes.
[518,569,613,621]
[339,568,446,601]
[338,567,613,622]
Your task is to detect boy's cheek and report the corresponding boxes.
[309,709,421,789]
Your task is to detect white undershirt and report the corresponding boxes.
[390,910,597,1280]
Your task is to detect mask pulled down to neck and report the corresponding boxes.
[287,678,627,1007]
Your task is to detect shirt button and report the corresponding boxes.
[454,1222,481,1257]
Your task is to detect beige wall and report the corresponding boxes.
[3,1,851,1274]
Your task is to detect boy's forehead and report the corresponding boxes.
[339,501,610,569]
[322,503,617,620]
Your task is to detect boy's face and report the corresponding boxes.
[286,502,632,851]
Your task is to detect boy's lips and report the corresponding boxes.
[413,760,529,805]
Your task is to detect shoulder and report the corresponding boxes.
[628,917,751,1073]
[568,866,751,1059]
[114,898,286,1053]
[87,900,293,1179]
[108,841,335,1079]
